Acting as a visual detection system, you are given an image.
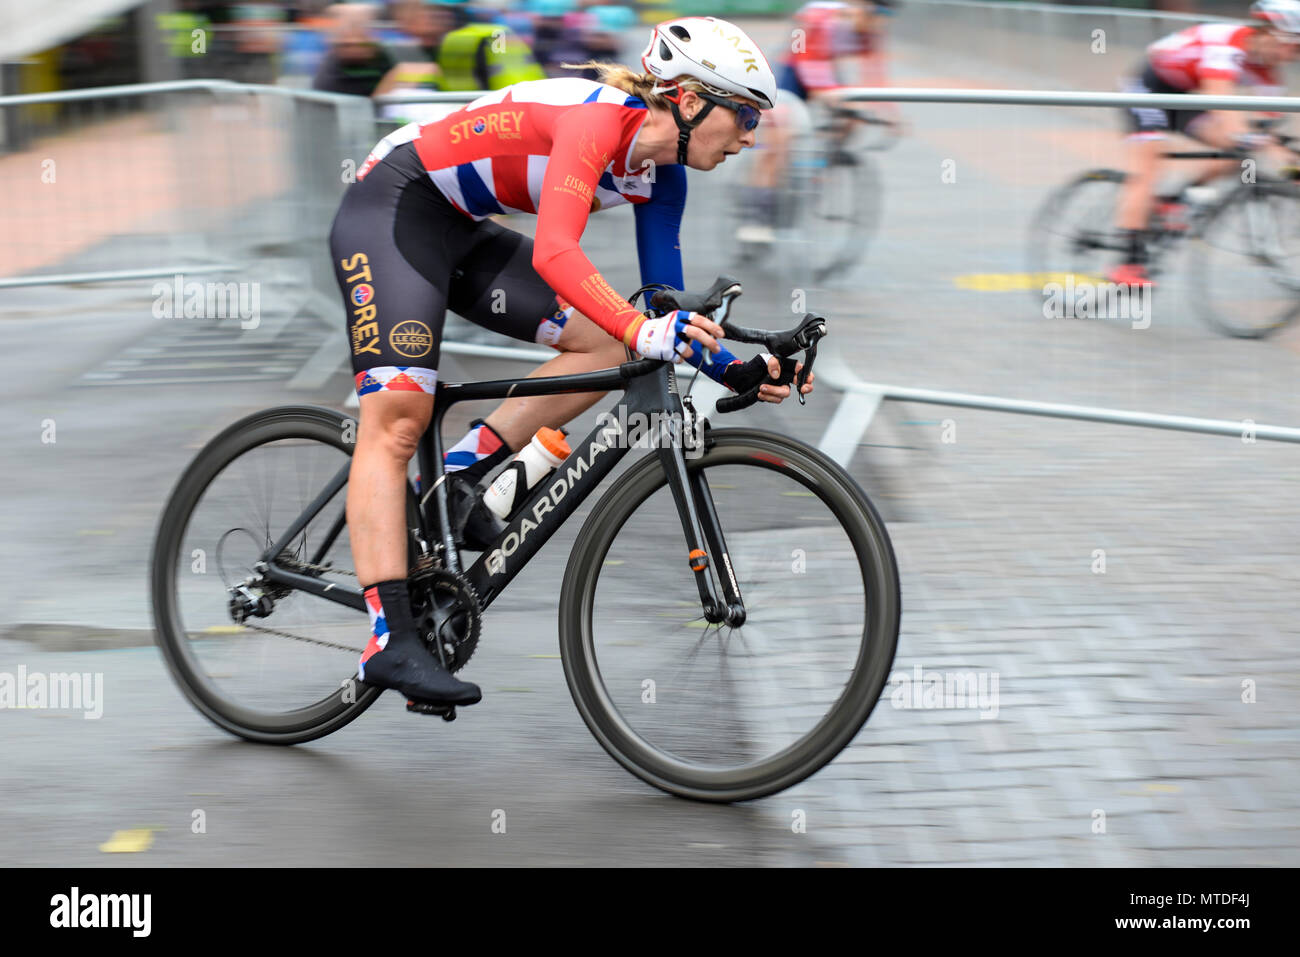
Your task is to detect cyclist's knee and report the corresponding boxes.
[358,393,432,460]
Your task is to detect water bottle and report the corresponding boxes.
[482,427,571,521]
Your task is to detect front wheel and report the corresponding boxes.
[1189,179,1300,338]
[558,428,901,803]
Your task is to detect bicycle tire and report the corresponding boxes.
[813,151,882,283]
[1189,178,1300,339]
[150,405,399,744]
[557,427,901,803]
[1026,168,1128,310]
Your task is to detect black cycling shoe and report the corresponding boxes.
[446,472,507,552]
[360,630,482,706]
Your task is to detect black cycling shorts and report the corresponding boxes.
[1122,64,1208,139]
[327,141,571,396]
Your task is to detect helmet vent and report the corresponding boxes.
[658,40,672,60]
[669,25,691,41]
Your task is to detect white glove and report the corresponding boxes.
[632,311,694,362]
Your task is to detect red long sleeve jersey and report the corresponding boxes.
[357,77,686,345]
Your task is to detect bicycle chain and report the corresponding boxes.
[233,557,363,654]
[229,555,447,656]
[237,621,365,655]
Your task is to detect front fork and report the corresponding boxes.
[657,405,747,627]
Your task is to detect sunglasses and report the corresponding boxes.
[696,91,762,132]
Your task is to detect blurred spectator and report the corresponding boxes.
[312,3,394,96]
[530,0,589,77]
[528,1,636,79]
[374,0,456,95]
[381,0,457,62]
[582,4,636,65]
[435,18,545,90]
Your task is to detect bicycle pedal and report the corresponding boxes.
[406,699,456,720]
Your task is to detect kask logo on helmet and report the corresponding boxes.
[709,21,761,73]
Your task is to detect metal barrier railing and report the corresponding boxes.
[838,87,1300,113]
[893,0,1240,91]
[9,72,1297,453]
[800,83,1300,463]
[0,79,373,293]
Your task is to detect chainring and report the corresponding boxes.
[409,567,481,674]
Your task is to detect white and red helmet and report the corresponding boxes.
[1252,0,1300,34]
[641,16,778,109]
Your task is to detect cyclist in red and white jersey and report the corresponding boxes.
[780,0,893,104]
[741,0,893,243]
[1110,1,1300,285]
[329,17,814,708]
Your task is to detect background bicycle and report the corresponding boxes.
[726,102,900,285]
[1028,132,1300,338]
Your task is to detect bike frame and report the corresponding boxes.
[256,359,749,625]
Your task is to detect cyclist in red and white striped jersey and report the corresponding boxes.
[1110,2,1300,285]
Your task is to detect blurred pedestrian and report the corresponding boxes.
[312,3,395,97]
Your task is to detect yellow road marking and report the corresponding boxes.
[954,272,1106,291]
[99,829,155,853]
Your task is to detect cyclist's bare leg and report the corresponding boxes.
[348,387,480,705]
[753,103,791,188]
[1176,114,1244,188]
[349,390,433,584]
[480,310,630,450]
[1116,135,1164,231]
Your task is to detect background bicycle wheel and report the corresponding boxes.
[1191,180,1300,338]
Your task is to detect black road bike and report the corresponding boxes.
[150,277,902,803]
[1028,132,1300,338]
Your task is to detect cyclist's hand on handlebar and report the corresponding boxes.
[632,310,724,362]
[757,355,815,403]
[722,353,815,403]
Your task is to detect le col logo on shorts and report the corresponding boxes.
[389,320,433,358]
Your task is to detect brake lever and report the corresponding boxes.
[796,340,818,405]
[792,314,826,405]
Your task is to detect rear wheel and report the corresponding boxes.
[1028,169,1129,308]
[150,405,423,744]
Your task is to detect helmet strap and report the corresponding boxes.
[668,93,716,166]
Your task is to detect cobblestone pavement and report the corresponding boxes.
[716,18,1300,867]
